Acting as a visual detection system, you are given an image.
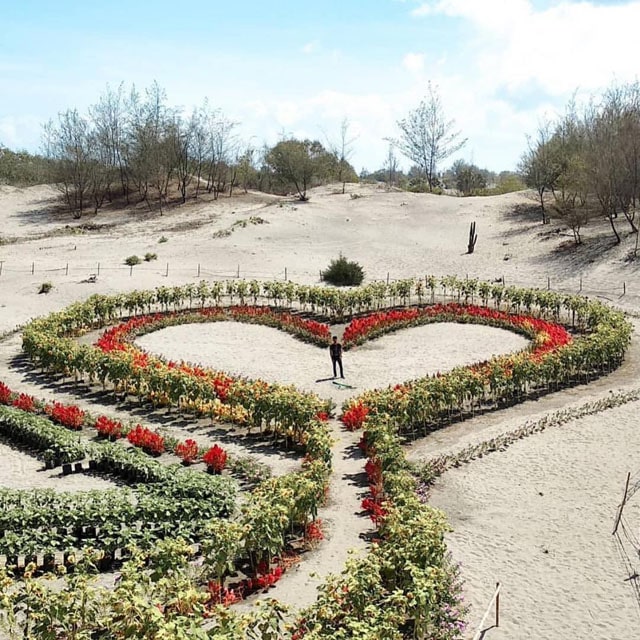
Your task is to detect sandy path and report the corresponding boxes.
[134,320,528,610]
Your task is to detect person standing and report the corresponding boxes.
[330,335,344,378]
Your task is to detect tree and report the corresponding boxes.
[383,144,398,189]
[548,107,594,245]
[325,118,358,194]
[265,138,331,200]
[387,82,467,192]
[0,146,52,186]
[519,122,563,223]
[43,109,93,218]
[89,83,130,203]
[451,159,486,196]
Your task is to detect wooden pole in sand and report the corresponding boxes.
[612,471,631,536]
[472,582,501,640]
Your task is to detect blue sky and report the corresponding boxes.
[2,0,639,172]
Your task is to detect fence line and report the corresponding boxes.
[0,261,636,302]
[472,582,501,640]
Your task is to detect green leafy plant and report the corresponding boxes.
[321,254,365,287]
[124,255,141,266]
[158,236,168,243]
[144,252,157,262]
[38,282,53,294]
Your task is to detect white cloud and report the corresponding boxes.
[412,0,531,31]
[402,53,425,73]
[411,1,640,96]
[0,115,41,151]
[301,40,319,54]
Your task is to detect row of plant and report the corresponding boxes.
[0,410,469,638]
[28,277,598,329]
[288,415,468,639]
[341,302,631,435]
[23,316,332,451]
[414,386,640,485]
[0,402,330,587]
[341,302,572,349]
[0,381,269,483]
[0,407,236,566]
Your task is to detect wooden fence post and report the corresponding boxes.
[31,262,35,275]
[612,471,631,535]
[165,263,169,277]
[197,263,200,277]
[97,262,100,276]
[65,263,69,276]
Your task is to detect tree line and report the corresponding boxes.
[15,82,357,217]
[520,81,640,246]
[4,80,497,213]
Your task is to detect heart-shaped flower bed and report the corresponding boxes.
[95,302,572,434]
[9,279,632,638]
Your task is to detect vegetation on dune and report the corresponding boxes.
[0,146,54,186]
[321,254,365,287]
[10,81,356,218]
[519,81,640,250]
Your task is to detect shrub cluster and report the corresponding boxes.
[321,254,365,286]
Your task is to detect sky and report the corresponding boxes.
[1,0,639,173]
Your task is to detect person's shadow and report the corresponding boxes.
[315,377,335,383]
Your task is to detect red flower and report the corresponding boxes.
[341,403,369,431]
[45,402,85,430]
[12,393,36,413]
[304,519,324,542]
[203,444,227,471]
[361,497,388,526]
[94,415,123,439]
[0,382,13,405]
[174,438,199,464]
[127,424,165,454]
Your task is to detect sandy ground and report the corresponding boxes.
[1,183,640,634]
[0,441,116,491]
[135,321,529,400]
[429,403,640,640]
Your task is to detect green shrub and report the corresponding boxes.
[144,252,158,262]
[158,236,168,244]
[321,255,365,287]
[124,255,141,266]
[38,282,53,294]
